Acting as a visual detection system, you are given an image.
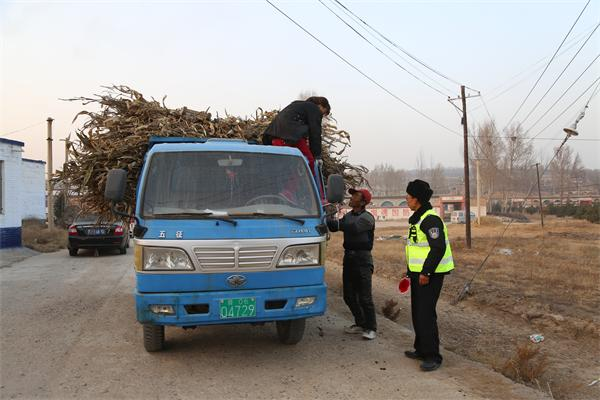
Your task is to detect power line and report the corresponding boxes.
[471,24,598,113]
[332,0,464,87]
[502,0,591,131]
[484,24,596,98]
[318,0,451,97]
[468,135,600,142]
[1,121,45,137]
[519,23,600,126]
[319,0,449,97]
[527,75,600,142]
[326,0,455,94]
[264,0,461,136]
[521,53,600,134]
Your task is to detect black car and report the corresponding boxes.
[67,214,129,256]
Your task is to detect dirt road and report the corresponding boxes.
[0,249,546,399]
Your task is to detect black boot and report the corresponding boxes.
[420,360,441,372]
[404,350,424,360]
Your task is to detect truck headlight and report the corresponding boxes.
[277,244,320,268]
[143,247,194,271]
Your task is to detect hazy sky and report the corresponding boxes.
[1,0,599,173]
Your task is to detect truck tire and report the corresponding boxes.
[143,324,165,352]
[276,318,306,345]
[69,248,78,256]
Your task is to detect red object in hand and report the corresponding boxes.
[398,277,410,293]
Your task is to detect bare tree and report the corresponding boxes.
[550,145,575,203]
[428,162,447,194]
[367,164,407,196]
[501,123,534,209]
[469,121,504,199]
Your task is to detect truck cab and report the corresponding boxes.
[105,137,343,351]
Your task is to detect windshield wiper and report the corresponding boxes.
[151,212,237,226]
[230,212,305,225]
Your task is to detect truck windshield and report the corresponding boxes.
[142,151,320,218]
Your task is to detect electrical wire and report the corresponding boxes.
[518,23,600,126]
[318,0,451,97]
[472,24,598,113]
[517,53,600,135]
[264,0,461,136]
[502,0,591,132]
[2,121,45,137]
[527,75,600,142]
[332,0,463,87]
[483,24,597,99]
[326,0,455,95]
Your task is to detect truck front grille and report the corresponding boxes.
[192,246,278,270]
[238,246,277,268]
[193,248,235,269]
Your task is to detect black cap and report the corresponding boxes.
[406,179,433,204]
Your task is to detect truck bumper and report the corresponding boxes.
[135,284,327,326]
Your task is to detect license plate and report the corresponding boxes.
[219,298,256,319]
[87,229,105,236]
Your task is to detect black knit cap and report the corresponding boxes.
[406,179,433,204]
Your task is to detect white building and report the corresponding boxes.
[0,138,46,248]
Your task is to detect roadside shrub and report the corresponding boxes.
[546,203,600,224]
[500,343,549,384]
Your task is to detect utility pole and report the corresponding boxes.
[46,117,54,230]
[476,158,481,226]
[448,86,480,249]
[59,135,70,209]
[460,85,472,249]
[535,162,544,228]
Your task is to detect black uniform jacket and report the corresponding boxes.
[408,202,448,276]
[262,100,323,158]
[327,209,375,251]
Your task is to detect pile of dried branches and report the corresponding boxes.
[57,85,367,214]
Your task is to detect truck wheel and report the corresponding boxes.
[143,324,165,352]
[69,248,78,256]
[276,318,306,345]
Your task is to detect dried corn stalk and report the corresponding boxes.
[57,85,367,215]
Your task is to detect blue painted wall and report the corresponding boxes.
[0,227,22,248]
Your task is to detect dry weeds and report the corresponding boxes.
[499,343,549,384]
[21,219,67,253]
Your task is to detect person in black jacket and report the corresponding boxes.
[403,179,454,372]
[262,96,331,173]
[327,188,377,340]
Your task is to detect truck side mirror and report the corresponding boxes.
[326,174,345,204]
[104,169,127,202]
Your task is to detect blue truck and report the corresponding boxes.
[104,137,344,351]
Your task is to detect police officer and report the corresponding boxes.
[327,188,377,340]
[403,180,454,371]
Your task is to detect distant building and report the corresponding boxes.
[0,138,46,248]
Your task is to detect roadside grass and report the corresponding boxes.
[21,219,67,253]
[497,343,549,385]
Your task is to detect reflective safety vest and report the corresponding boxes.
[406,209,454,273]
